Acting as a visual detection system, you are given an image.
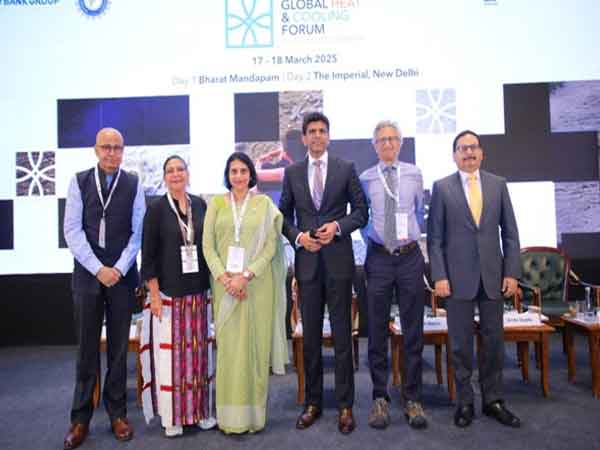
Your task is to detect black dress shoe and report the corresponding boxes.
[454,404,474,428]
[483,401,521,428]
[296,405,322,429]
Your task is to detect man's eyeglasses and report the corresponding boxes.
[375,136,401,145]
[455,144,480,153]
[97,144,124,153]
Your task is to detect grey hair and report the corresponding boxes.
[372,120,403,145]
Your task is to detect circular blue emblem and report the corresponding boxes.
[78,0,110,17]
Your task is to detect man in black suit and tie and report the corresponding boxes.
[427,130,521,429]
[279,112,368,434]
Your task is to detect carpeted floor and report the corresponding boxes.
[1,334,599,450]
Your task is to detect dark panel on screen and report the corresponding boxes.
[1,274,75,345]
[482,132,598,182]
[561,232,600,260]
[0,200,14,250]
[234,92,279,142]
[504,83,551,134]
[57,95,190,148]
[480,83,598,182]
[58,198,67,248]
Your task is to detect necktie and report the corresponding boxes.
[312,160,324,209]
[468,174,482,226]
[105,174,113,191]
[383,166,398,251]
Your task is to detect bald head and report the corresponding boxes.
[94,128,124,174]
[96,127,123,145]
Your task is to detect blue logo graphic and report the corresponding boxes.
[77,0,110,17]
[225,0,274,48]
[416,89,457,134]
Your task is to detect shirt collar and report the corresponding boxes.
[459,169,480,184]
[308,151,328,167]
[378,159,399,172]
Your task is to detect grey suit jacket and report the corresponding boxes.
[279,155,368,281]
[427,170,521,300]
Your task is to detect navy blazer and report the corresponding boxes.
[427,170,521,300]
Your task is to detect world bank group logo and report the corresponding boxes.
[77,0,110,18]
[225,0,274,49]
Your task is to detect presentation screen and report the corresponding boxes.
[1,0,599,274]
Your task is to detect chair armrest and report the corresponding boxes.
[517,280,541,308]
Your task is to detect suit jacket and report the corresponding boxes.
[427,170,521,300]
[279,155,368,281]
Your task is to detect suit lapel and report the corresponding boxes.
[450,171,477,230]
[300,158,317,212]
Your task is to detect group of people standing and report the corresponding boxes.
[63,111,522,449]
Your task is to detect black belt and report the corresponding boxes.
[369,239,417,256]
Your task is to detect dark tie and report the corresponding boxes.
[383,166,398,251]
[312,160,324,209]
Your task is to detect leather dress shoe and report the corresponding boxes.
[111,417,134,441]
[338,408,356,435]
[296,405,322,429]
[454,404,474,428]
[64,423,89,450]
[483,401,521,428]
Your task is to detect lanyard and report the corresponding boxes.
[230,191,250,244]
[166,192,194,246]
[376,164,401,203]
[94,166,121,249]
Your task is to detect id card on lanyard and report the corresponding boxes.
[377,164,409,241]
[167,192,199,274]
[94,166,122,249]
[226,191,250,273]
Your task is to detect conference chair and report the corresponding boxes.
[290,277,360,405]
[519,246,600,351]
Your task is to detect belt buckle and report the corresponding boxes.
[391,247,402,256]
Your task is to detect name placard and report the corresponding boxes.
[503,312,542,327]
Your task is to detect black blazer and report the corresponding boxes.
[141,194,211,297]
[279,155,368,281]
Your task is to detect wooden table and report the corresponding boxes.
[563,316,600,398]
[390,325,455,401]
[500,323,555,397]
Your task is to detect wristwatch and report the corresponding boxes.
[242,270,252,280]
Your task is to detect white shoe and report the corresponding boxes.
[164,425,183,437]
[197,417,217,430]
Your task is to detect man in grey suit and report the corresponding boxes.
[279,112,368,434]
[427,130,521,428]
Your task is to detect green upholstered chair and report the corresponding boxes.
[519,247,600,352]
[519,247,570,322]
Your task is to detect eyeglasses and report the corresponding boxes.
[375,136,401,145]
[97,144,124,153]
[455,144,480,153]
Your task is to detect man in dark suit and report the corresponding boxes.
[63,128,146,449]
[427,130,521,429]
[279,112,368,434]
